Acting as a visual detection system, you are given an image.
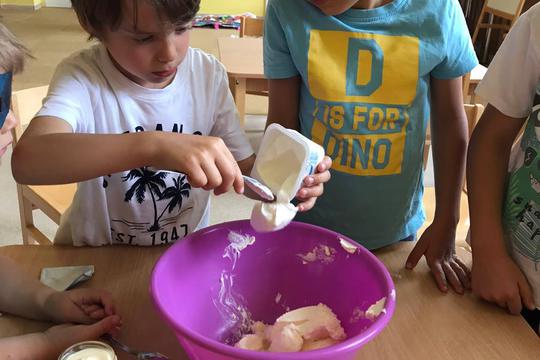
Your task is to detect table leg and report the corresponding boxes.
[229,76,247,127]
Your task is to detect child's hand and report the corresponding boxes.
[295,156,332,212]
[472,248,535,314]
[41,316,121,357]
[0,110,18,134]
[42,288,117,324]
[405,221,470,294]
[154,133,244,196]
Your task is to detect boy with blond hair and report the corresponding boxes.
[0,22,120,358]
[12,0,331,246]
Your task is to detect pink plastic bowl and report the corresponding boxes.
[150,220,395,360]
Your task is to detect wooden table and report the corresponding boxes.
[217,37,266,126]
[0,242,538,359]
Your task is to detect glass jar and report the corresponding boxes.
[58,341,117,360]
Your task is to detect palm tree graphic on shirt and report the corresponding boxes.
[122,167,167,232]
[155,174,192,226]
[121,168,192,233]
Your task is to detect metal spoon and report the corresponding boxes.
[242,175,275,202]
[102,334,169,360]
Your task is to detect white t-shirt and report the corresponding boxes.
[476,4,540,118]
[36,44,253,246]
[476,4,540,309]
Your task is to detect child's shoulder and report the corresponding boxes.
[54,44,104,81]
[520,3,540,27]
[188,47,222,67]
[59,44,101,68]
[186,47,227,77]
[526,2,540,17]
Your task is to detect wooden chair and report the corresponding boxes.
[239,16,264,38]
[238,16,268,101]
[464,0,526,103]
[471,0,525,48]
[11,85,76,245]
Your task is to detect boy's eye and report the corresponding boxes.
[175,26,190,34]
[134,35,153,43]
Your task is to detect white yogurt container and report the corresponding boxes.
[251,123,325,201]
[249,124,326,232]
[58,341,117,360]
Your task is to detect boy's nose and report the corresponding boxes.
[157,35,177,63]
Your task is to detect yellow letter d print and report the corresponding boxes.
[308,30,419,105]
[346,38,383,97]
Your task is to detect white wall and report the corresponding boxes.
[45,0,71,7]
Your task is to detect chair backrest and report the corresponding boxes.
[11,85,49,145]
[486,0,525,20]
[10,85,76,245]
[472,0,525,44]
[239,16,264,38]
[423,104,484,172]
[464,103,484,138]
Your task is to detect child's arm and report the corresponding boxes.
[0,317,119,360]
[0,255,121,358]
[266,76,333,211]
[0,255,117,322]
[406,77,470,294]
[0,254,64,320]
[12,116,244,195]
[267,77,301,131]
[467,105,536,314]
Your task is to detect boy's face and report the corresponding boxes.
[308,0,389,15]
[100,0,191,89]
[0,72,16,161]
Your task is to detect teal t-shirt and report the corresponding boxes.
[264,0,478,249]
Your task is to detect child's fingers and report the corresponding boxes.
[80,290,115,316]
[74,315,122,342]
[449,260,470,290]
[296,184,323,200]
[430,262,448,293]
[297,197,316,212]
[0,110,17,134]
[88,308,107,320]
[304,170,331,187]
[317,156,332,172]
[186,166,208,189]
[200,161,222,191]
[506,294,523,315]
[214,156,241,195]
[453,257,471,278]
[216,149,243,195]
[232,166,244,195]
[518,278,536,311]
[443,262,463,294]
[405,241,426,269]
[495,299,507,309]
[81,304,101,314]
